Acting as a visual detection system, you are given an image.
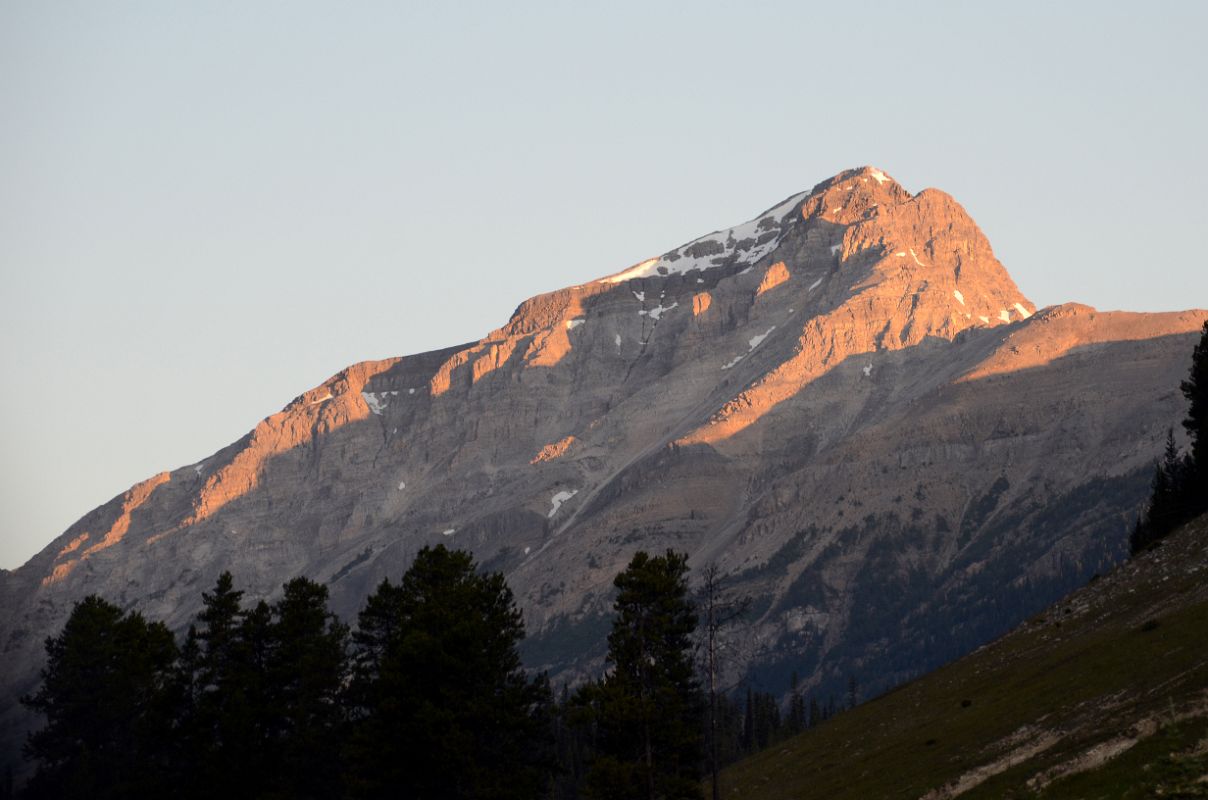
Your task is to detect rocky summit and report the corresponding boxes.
[1,167,1204,764]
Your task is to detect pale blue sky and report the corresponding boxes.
[2,1,1206,568]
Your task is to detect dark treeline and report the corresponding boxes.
[1131,320,1208,554]
[20,545,554,800]
[18,546,847,799]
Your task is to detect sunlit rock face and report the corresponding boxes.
[1,166,1204,764]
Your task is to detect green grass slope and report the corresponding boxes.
[721,513,1208,799]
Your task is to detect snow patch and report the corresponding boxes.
[749,326,776,350]
[808,277,823,291]
[953,290,965,306]
[566,318,584,330]
[408,388,416,395]
[614,334,622,348]
[441,528,456,536]
[308,393,333,406]
[830,244,842,255]
[548,490,578,518]
[646,302,678,321]
[978,315,990,324]
[862,363,872,377]
[895,252,906,257]
[362,392,388,415]
[602,258,660,284]
[193,462,205,477]
[999,309,1011,323]
[524,546,531,555]
[1014,302,1033,320]
[397,481,406,491]
[632,290,645,302]
[721,355,744,370]
[910,248,926,267]
[598,190,811,284]
[870,168,889,185]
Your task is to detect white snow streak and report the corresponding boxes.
[615,334,622,347]
[953,290,965,306]
[870,168,889,185]
[442,529,456,536]
[566,318,584,330]
[910,248,926,267]
[749,326,776,350]
[643,302,678,321]
[598,190,810,284]
[362,392,388,415]
[1014,302,1033,320]
[808,277,823,291]
[548,490,578,518]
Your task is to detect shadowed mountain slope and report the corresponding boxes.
[720,511,1208,799]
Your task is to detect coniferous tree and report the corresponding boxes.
[584,550,704,800]
[786,672,805,735]
[21,596,178,799]
[346,545,552,799]
[1132,321,1208,555]
[1181,319,1208,511]
[808,695,821,729]
[264,577,349,799]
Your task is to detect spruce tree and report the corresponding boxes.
[1181,319,1208,512]
[21,596,178,799]
[787,672,805,735]
[265,578,349,799]
[584,550,704,800]
[347,545,551,799]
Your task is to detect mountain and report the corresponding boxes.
[1,167,1203,769]
[720,510,1208,798]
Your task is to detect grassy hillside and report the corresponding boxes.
[720,513,1208,799]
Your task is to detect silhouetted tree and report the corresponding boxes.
[346,545,552,799]
[265,577,349,799]
[1132,321,1208,554]
[696,563,749,800]
[583,550,704,800]
[1181,319,1208,511]
[21,596,178,799]
[786,672,806,735]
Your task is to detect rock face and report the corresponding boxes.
[1,167,1204,765]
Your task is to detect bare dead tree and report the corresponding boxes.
[697,563,751,800]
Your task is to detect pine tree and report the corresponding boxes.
[265,577,349,799]
[1133,430,1190,553]
[584,550,704,800]
[787,672,805,735]
[346,545,552,799]
[1181,319,1208,512]
[1132,320,1208,555]
[21,596,178,799]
